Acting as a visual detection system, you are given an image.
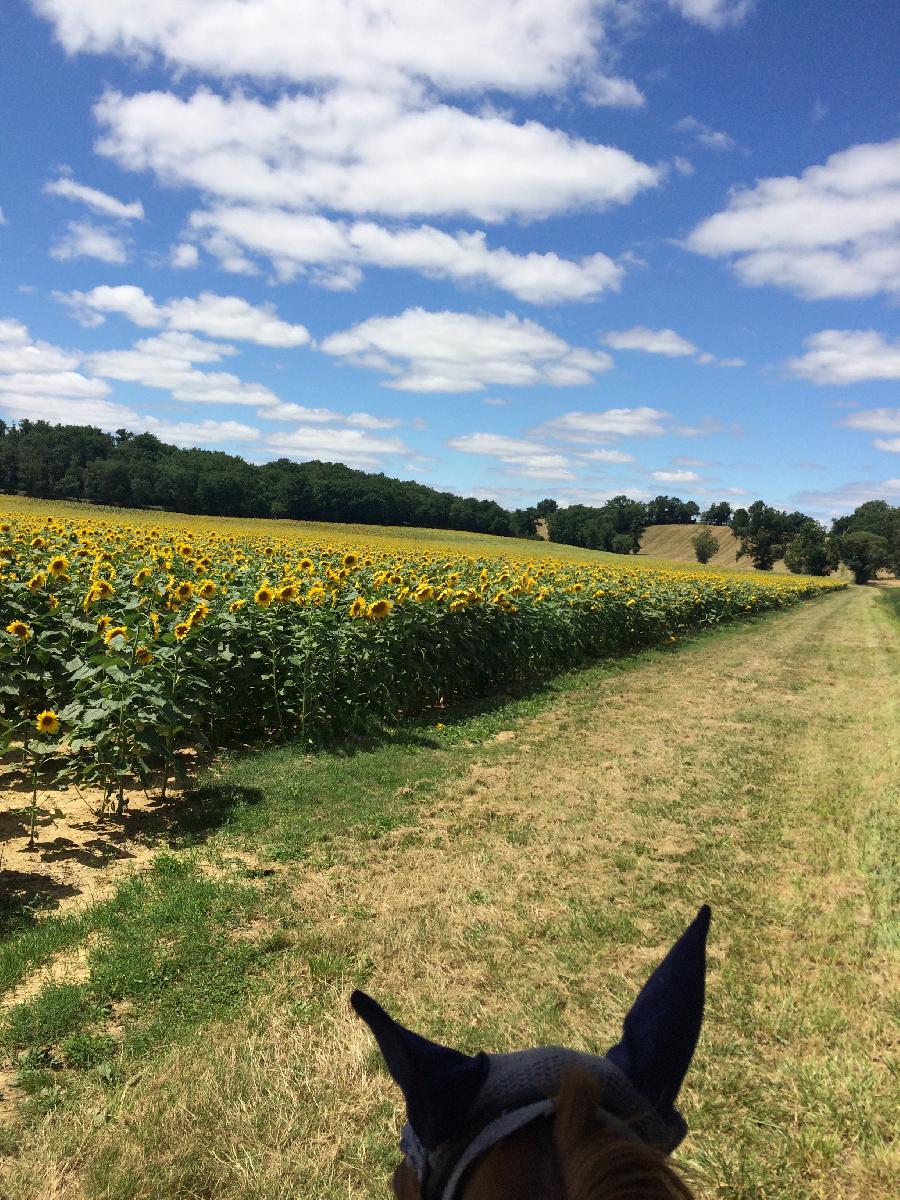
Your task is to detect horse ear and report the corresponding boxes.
[606,905,711,1119]
[351,990,489,1150]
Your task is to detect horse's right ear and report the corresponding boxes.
[606,905,711,1122]
[351,990,489,1150]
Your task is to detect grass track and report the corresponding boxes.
[0,587,897,1198]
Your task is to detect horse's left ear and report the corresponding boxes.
[351,990,489,1150]
[606,905,711,1120]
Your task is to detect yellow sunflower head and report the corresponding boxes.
[173,621,191,641]
[349,596,367,618]
[48,555,69,577]
[366,598,393,620]
[6,619,30,640]
[104,625,128,646]
[35,710,59,735]
[254,583,275,607]
[135,645,153,665]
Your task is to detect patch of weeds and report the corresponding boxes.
[60,1032,116,1070]
[2,983,99,1052]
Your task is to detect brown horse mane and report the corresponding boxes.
[392,1066,695,1200]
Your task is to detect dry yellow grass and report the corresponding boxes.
[637,523,789,571]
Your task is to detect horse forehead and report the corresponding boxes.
[478,1046,612,1102]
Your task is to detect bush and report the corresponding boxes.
[691,530,720,564]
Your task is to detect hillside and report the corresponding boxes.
[637,522,788,572]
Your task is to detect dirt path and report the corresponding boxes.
[2,588,897,1200]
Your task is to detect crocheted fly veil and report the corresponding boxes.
[351,904,711,1200]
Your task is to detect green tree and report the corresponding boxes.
[839,531,889,584]
[783,521,830,576]
[701,501,732,526]
[691,530,720,564]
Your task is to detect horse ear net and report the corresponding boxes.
[550,1067,696,1200]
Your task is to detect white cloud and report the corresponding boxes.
[536,407,672,442]
[686,138,900,299]
[59,285,311,347]
[602,325,697,356]
[44,176,144,220]
[143,418,261,446]
[35,1,627,95]
[839,407,900,434]
[673,156,695,176]
[170,242,199,269]
[874,438,900,453]
[793,478,900,517]
[50,220,129,263]
[669,1,754,31]
[447,432,575,480]
[0,370,108,399]
[0,207,7,225]
[94,86,659,224]
[261,402,400,429]
[0,393,138,428]
[650,468,701,482]
[482,396,509,407]
[0,316,114,423]
[787,330,900,385]
[262,425,407,469]
[190,206,624,302]
[674,115,737,151]
[583,75,645,109]
[321,308,613,393]
[575,448,635,463]
[89,331,280,407]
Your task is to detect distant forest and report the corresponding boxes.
[1,421,897,577]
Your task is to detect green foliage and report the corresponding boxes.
[546,495,646,552]
[701,501,733,526]
[734,500,813,570]
[839,531,890,584]
[691,530,720,564]
[783,521,833,576]
[832,501,900,575]
[0,420,515,537]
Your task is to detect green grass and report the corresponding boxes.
[0,587,896,1199]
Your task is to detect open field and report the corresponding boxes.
[637,522,789,571]
[0,584,896,1199]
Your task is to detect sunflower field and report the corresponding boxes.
[1,502,844,814]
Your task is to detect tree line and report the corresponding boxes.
[0,420,896,579]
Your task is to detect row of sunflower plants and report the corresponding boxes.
[0,507,846,833]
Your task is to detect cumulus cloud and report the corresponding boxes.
[535,407,672,443]
[0,316,118,427]
[321,308,613,393]
[674,115,737,151]
[583,75,646,109]
[650,468,701,482]
[575,448,635,463]
[170,242,199,269]
[44,176,144,220]
[261,402,400,429]
[89,331,280,407]
[793,477,900,517]
[669,1,754,31]
[189,207,625,302]
[602,326,697,356]
[838,407,900,453]
[447,431,575,479]
[59,285,311,347]
[33,1,627,95]
[786,330,900,385]
[94,87,659,224]
[262,425,407,469]
[50,220,129,263]
[686,138,900,299]
[838,407,900,434]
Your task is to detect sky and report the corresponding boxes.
[1,1,899,520]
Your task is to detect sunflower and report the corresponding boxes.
[48,554,69,577]
[5,619,30,640]
[342,552,358,568]
[254,583,275,606]
[228,599,246,613]
[135,645,153,665]
[103,625,128,645]
[366,598,393,620]
[298,558,314,572]
[198,579,216,599]
[188,603,209,627]
[349,596,367,618]
[27,573,46,592]
[275,583,298,603]
[35,710,59,735]
[133,567,152,586]
[173,580,194,602]
[174,621,191,640]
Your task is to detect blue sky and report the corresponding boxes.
[1,0,899,519]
